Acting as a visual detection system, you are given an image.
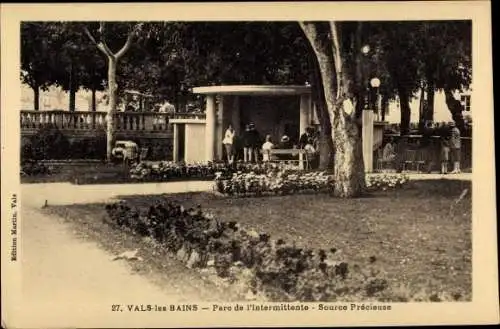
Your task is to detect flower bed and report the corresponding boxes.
[215,171,410,197]
[104,201,390,302]
[129,161,303,182]
[129,161,410,195]
[215,171,334,196]
[366,173,410,191]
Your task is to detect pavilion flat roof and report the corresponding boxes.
[192,85,311,96]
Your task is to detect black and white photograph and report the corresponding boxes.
[1,1,497,328]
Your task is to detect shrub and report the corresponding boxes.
[20,159,52,177]
[104,200,391,302]
[21,139,34,163]
[29,126,71,160]
[70,137,107,159]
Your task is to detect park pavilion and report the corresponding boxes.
[169,85,384,172]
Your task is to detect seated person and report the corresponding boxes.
[304,143,316,154]
[276,135,294,161]
[261,135,275,162]
[277,135,293,149]
[382,139,397,161]
[299,127,315,149]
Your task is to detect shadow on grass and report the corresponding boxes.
[405,179,471,197]
[45,175,472,302]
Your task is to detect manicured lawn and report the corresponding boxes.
[45,179,472,300]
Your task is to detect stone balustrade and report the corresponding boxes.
[20,110,172,133]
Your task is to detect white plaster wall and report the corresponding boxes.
[184,123,206,163]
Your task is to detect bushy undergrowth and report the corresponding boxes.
[22,126,107,162]
[104,201,391,301]
[20,159,53,177]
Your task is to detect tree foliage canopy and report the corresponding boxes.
[21,20,471,114]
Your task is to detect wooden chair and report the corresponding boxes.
[269,149,309,169]
[414,149,427,173]
[376,148,396,172]
[402,149,417,172]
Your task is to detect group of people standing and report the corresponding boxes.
[221,123,320,165]
[440,121,462,174]
[222,123,261,164]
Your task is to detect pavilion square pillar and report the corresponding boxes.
[216,95,225,161]
[299,94,312,135]
[362,110,375,173]
[299,94,312,169]
[172,123,179,162]
[205,95,216,162]
[231,96,240,135]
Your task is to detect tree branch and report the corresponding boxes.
[96,22,114,58]
[83,26,113,58]
[115,24,139,60]
[329,21,344,98]
[83,26,98,45]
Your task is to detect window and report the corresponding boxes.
[460,95,471,111]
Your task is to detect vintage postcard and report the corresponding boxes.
[1,1,498,328]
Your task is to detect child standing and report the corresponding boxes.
[449,121,462,174]
[261,135,274,162]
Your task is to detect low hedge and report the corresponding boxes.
[104,200,392,302]
[20,160,54,177]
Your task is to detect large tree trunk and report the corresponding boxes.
[333,111,365,197]
[398,85,411,136]
[106,58,118,162]
[419,78,435,134]
[418,84,426,133]
[91,87,97,111]
[381,93,389,122]
[444,89,466,133]
[83,22,137,163]
[69,89,76,112]
[69,62,76,112]
[425,79,435,122]
[300,21,365,197]
[309,53,334,170]
[33,85,40,111]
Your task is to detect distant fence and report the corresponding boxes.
[374,134,472,172]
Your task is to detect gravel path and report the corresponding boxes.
[8,181,222,329]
